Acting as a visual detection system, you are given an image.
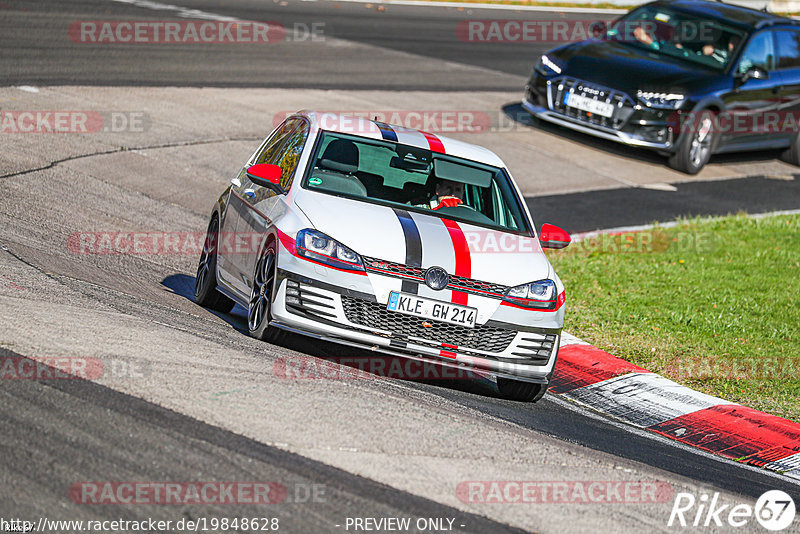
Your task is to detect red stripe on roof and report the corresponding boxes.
[422,131,445,153]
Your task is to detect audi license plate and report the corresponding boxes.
[564,93,615,118]
[387,292,477,328]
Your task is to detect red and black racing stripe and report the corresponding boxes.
[392,208,423,295]
[374,121,398,142]
[374,120,446,154]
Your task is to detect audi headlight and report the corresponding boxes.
[535,54,563,76]
[295,229,365,272]
[504,279,562,310]
[637,91,685,109]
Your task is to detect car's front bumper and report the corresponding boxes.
[524,74,677,151]
[269,254,562,384]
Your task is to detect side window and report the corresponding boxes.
[253,119,301,166]
[737,31,775,74]
[275,121,310,190]
[775,30,800,69]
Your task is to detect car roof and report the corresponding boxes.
[294,110,506,168]
[646,0,799,31]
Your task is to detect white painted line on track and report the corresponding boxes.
[111,0,239,21]
[106,0,523,79]
[318,0,630,14]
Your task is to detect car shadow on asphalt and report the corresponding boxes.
[502,102,785,169]
[161,273,249,334]
[161,273,504,402]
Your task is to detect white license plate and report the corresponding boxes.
[564,93,615,118]
[387,292,477,328]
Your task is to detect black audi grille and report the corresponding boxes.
[341,296,516,353]
[362,257,508,298]
[548,77,633,130]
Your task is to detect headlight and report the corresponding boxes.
[504,279,562,310]
[637,91,685,109]
[535,54,562,76]
[295,229,365,272]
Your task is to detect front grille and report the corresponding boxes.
[547,77,633,130]
[510,333,558,365]
[341,296,516,353]
[285,280,337,318]
[362,257,508,298]
[362,257,424,280]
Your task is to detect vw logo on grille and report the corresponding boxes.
[424,266,450,291]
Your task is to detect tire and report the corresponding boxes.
[247,241,287,344]
[194,215,235,313]
[780,134,800,166]
[668,109,716,175]
[496,377,549,402]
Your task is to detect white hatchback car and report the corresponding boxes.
[195,111,571,401]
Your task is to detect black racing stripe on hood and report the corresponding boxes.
[392,208,423,294]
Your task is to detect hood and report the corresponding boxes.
[293,190,553,288]
[549,39,723,97]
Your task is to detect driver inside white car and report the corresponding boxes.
[429,179,465,211]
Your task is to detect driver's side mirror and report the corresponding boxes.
[246,164,285,194]
[736,65,769,84]
[539,223,571,250]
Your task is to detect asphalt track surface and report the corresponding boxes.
[2,0,800,532]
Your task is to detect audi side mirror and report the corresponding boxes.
[736,66,769,84]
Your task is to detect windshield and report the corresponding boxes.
[302,132,532,235]
[607,5,745,70]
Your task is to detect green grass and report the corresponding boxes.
[546,213,800,422]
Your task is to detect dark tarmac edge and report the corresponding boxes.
[0,347,532,534]
[526,175,800,233]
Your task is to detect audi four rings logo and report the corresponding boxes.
[424,266,450,290]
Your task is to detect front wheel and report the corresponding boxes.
[668,109,716,175]
[496,378,548,402]
[779,133,800,166]
[247,242,287,344]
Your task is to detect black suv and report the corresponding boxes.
[524,0,800,173]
